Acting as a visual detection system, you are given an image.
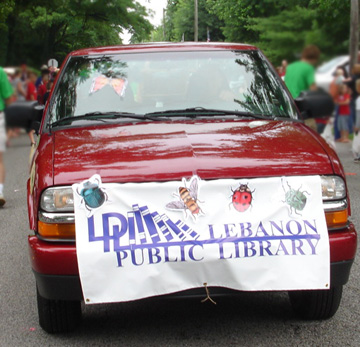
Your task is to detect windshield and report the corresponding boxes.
[48,50,298,125]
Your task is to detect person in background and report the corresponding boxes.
[314,68,344,135]
[278,59,288,79]
[35,65,49,89]
[336,84,351,143]
[20,63,28,82]
[43,80,53,105]
[26,71,37,102]
[329,68,345,140]
[0,66,14,207]
[344,64,360,136]
[37,72,49,105]
[285,45,320,131]
[354,79,360,162]
[49,66,59,82]
[6,69,26,146]
[11,69,26,101]
[285,46,319,97]
[25,72,37,145]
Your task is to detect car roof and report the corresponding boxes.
[69,42,258,57]
[3,66,16,75]
[316,55,349,74]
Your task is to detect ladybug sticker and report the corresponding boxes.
[231,184,254,212]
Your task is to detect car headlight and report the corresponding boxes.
[321,176,347,229]
[321,176,346,201]
[40,187,74,212]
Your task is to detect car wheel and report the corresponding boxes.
[37,287,82,333]
[288,286,343,320]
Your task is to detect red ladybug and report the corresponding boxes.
[232,184,253,212]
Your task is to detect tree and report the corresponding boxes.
[248,6,317,64]
[0,0,15,65]
[4,0,153,67]
[207,0,352,65]
[164,0,224,42]
[163,0,180,41]
[248,0,352,64]
[350,0,359,70]
[308,0,351,58]
[207,0,309,44]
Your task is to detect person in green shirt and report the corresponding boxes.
[285,45,320,98]
[284,45,320,131]
[0,66,14,207]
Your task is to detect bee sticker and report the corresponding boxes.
[166,176,204,220]
[282,178,309,215]
[76,174,108,213]
[231,183,254,212]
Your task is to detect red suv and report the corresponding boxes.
[10,43,356,333]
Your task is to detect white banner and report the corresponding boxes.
[73,175,330,304]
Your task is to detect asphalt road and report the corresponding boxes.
[0,134,359,346]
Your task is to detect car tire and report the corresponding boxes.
[288,286,343,320]
[37,287,82,333]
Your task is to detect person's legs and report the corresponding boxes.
[6,128,20,146]
[0,152,5,206]
[341,130,350,142]
[0,111,5,206]
[316,122,327,134]
[349,99,355,134]
[338,115,350,142]
[334,106,340,140]
[337,116,343,141]
[0,153,4,182]
[26,128,36,145]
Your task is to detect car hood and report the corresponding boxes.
[53,119,334,185]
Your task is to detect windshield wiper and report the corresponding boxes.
[273,116,300,122]
[50,111,165,127]
[145,107,271,120]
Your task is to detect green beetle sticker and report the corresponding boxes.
[282,179,309,215]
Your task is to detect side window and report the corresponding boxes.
[50,68,77,122]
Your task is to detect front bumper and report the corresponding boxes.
[29,223,357,301]
[34,259,355,301]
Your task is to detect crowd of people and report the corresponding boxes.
[6,64,57,146]
[0,63,58,207]
[327,63,360,149]
[282,45,360,162]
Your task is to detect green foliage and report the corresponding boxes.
[150,28,163,42]
[248,6,317,63]
[0,0,14,29]
[205,0,352,65]
[206,0,310,43]
[309,0,351,56]
[247,1,351,64]
[0,0,15,65]
[162,0,224,42]
[3,0,153,67]
[162,0,180,41]
[2,0,355,69]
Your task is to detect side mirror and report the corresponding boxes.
[31,105,45,134]
[295,89,334,119]
[5,101,44,133]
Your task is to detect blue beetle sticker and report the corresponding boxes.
[76,175,107,212]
